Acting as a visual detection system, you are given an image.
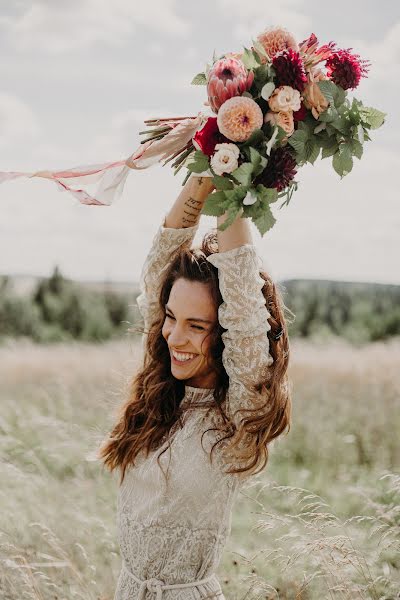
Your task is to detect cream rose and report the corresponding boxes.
[268,85,301,113]
[264,110,294,137]
[210,143,240,175]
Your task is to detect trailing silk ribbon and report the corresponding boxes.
[0,112,208,206]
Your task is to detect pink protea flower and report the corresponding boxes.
[256,26,299,62]
[217,96,263,142]
[207,57,254,113]
[326,49,370,90]
[299,33,336,70]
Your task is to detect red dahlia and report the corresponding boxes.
[326,48,370,90]
[192,117,228,156]
[254,147,297,192]
[272,48,308,92]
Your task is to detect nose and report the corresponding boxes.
[167,322,189,348]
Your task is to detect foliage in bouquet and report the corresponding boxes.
[182,29,385,235]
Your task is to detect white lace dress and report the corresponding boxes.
[114,216,274,600]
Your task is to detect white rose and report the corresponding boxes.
[210,143,240,175]
[268,85,301,113]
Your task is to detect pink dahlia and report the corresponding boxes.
[207,57,254,113]
[272,49,308,92]
[256,26,299,61]
[326,49,370,90]
[217,96,263,142]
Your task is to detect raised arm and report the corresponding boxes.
[206,209,274,431]
[136,176,215,336]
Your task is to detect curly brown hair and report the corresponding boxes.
[98,229,293,486]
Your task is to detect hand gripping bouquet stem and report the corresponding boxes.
[0,28,385,235]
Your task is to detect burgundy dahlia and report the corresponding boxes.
[326,48,370,90]
[293,102,307,122]
[272,48,308,92]
[254,147,297,192]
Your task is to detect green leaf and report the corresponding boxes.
[335,85,346,108]
[241,128,265,148]
[332,117,351,135]
[186,150,210,173]
[332,144,353,178]
[317,80,337,105]
[360,107,386,130]
[313,122,326,134]
[225,184,249,204]
[253,203,276,236]
[318,106,339,123]
[250,147,267,177]
[304,139,320,165]
[217,203,242,231]
[249,146,261,167]
[241,47,259,70]
[253,64,269,83]
[201,191,228,216]
[317,80,346,109]
[231,162,254,186]
[287,129,308,154]
[350,138,363,160]
[321,142,338,159]
[212,174,234,191]
[257,185,278,204]
[191,72,207,85]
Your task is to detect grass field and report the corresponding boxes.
[0,336,399,599]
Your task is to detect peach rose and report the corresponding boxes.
[265,110,294,137]
[302,79,329,119]
[268,86,301,113]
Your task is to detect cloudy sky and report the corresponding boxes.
[0,0,398,285]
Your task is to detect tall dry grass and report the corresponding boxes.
[0,336,399,599]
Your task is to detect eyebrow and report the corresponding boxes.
[165,304,214,324]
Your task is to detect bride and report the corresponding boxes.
[98,174,292,600]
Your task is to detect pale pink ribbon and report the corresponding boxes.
[0,113,207,206]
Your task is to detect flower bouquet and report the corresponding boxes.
[0,27,385,235]
[139,28,385,235]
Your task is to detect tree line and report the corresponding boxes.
[0,267,399,344]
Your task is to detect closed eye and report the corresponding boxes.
[165,313,204,331]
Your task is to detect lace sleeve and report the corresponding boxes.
[136,214,200,336]
[206,244,274,429]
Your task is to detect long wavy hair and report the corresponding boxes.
[98,229,293,486]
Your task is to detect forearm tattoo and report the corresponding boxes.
[182,195,203,227]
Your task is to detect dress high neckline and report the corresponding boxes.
[184,385,214,403]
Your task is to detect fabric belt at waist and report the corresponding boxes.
[122,559,218,600]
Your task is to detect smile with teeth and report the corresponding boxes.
[171,349,197,363]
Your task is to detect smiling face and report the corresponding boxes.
[161,277,218,389]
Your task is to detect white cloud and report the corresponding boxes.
[215,0,311,44]
[0,93,41,158]
[1,0,190,53]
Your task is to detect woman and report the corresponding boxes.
[98,175,292,600]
